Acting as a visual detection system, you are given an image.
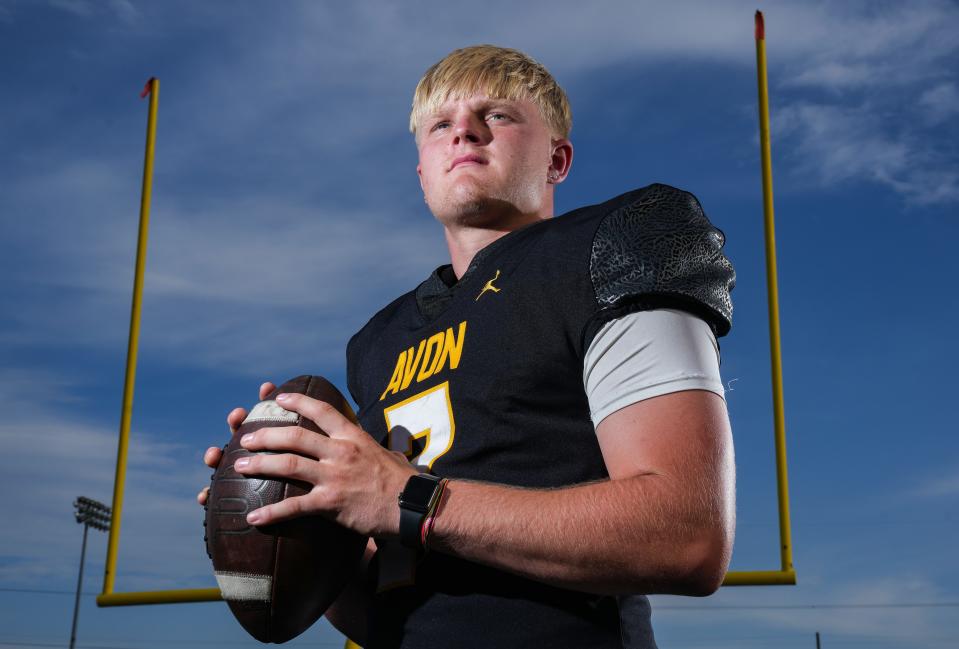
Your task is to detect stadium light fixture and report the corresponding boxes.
[72,497,111,649]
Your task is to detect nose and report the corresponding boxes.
[452,114,484,145]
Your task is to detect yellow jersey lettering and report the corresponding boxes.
[379,350,407,401]
[401,340,426,391]
[437,321,467,371]
[417,331,446,382]
[379,320,468,401]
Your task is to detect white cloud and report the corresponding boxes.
[46,0,138,23]
[775,2,957,88]
[772,102,909,183]
[145,200,440,308]
[106,0,137,23]
[911,468,959,498]
[47,0,92,17]
[919,82,959,124]
[233,0,956,207]
[2,152,446,372]
[766,2,958,204]
[787,62,880,89]
[772,101,959,204]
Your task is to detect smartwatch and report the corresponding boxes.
[398,473,444,549]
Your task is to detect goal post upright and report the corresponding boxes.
[722,9,796,588]
[101,76,159,598]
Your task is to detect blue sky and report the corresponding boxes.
[1,1,957,648]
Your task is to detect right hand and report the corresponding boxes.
[196,381,276,506]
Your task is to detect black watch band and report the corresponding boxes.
[398,473,443,549]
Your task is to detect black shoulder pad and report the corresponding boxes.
[589,183,735,337]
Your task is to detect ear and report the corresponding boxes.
[417,161,425,192]
[547,138,574,184]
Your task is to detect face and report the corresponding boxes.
[415,94,570,229]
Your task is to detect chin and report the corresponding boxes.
[431,184,493,220]
[434,200,495,227]
[427,180,545,228]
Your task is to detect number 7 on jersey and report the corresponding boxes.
[383,381,456,470]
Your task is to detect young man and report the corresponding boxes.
[200,45,736,648]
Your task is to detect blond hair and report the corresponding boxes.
[410,45,572,139]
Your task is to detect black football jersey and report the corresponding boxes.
[346,183,735,649]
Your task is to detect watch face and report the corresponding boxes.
[402,475,439,511]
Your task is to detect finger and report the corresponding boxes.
[197,486,210,506]
[240,425,330,457]
[247,493,316,526]
[274,392,354,439]
[204,446,223,468]
[259,381,276,401]
[233,452,322,483]
[227,407,248,434]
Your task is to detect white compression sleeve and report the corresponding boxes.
[583,308,725,428]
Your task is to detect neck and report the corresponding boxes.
[443,199,553,278]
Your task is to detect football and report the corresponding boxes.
[204,375,366,643]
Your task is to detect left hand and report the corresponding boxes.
[233,391,417,538]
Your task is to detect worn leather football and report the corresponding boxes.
[204,375,366,643]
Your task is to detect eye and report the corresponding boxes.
[430,120,451,132]
[486,112,510,122]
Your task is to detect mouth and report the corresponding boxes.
[450,154,487,171]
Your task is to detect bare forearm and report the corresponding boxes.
[428,474,733,596]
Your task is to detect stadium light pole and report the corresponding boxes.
[72,497,111,649]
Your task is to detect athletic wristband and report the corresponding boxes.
[420,515,435,549]
[420,479,448,549]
